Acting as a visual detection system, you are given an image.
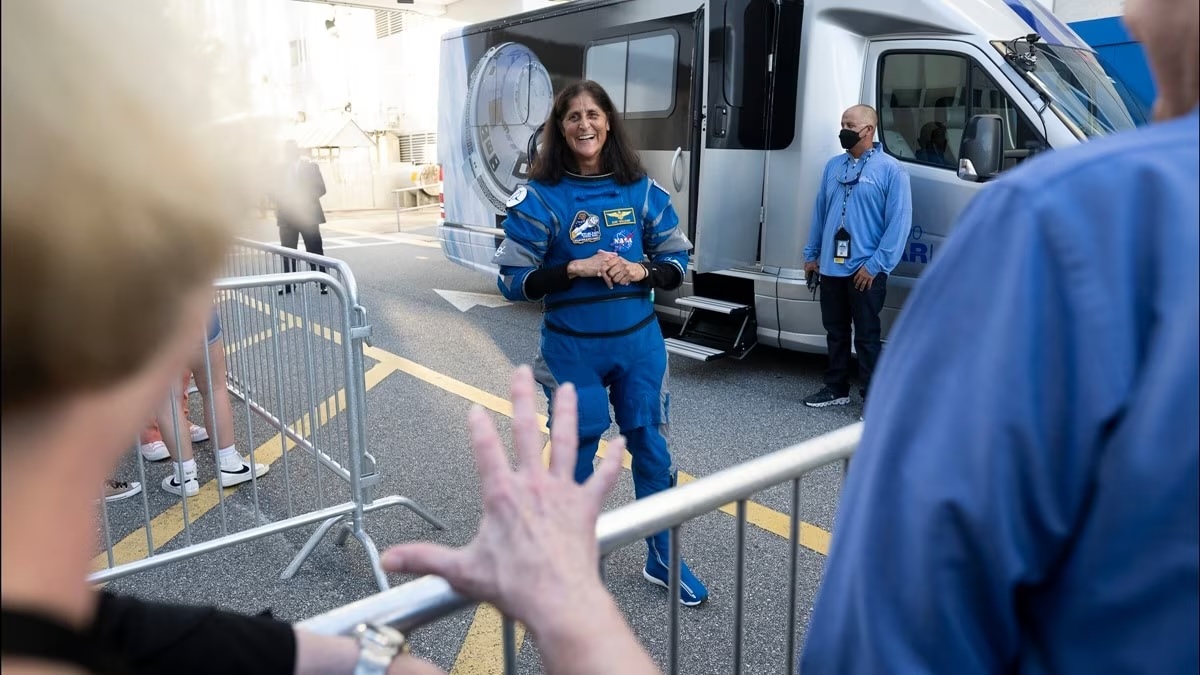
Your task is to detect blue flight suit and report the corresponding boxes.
[495,171,700,594]
[801,108,1199,673]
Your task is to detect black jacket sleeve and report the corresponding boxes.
[523,265,573,300]
[642,261,683,290]
[89,592,296,675]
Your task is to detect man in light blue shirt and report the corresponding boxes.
[801,0,1199,671]
[802,104,912,410]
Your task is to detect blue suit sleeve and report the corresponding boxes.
[864,164,912,277]
[494,188,556,302]
[641,179,690,280]
[804,164,829,263]
[800,183,1117,673]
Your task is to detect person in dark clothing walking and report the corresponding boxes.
[274,140,328,294]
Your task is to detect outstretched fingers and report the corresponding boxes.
[510,366,545,471]
[381,542,464,582]
[547,382,579,479]
[468,405,511,499]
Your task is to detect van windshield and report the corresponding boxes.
[995,41,1145,139]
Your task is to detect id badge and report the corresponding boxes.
[834,239,850,262]
[833,225,851,264]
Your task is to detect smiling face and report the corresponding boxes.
[560,93,609,172]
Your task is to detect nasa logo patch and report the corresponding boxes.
[506,185,527,208]
[610,229,635,253]
[569,211,601,245]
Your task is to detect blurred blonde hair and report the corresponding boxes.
[1,1,276,421]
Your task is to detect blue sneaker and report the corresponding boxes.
[644,539,709,606]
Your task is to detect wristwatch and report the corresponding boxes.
[352,622,407,675]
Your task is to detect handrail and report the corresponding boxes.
[297,423,860,636]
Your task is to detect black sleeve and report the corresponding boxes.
[89,592,296,675]
[523,265,573,300]
[642,261,683,290]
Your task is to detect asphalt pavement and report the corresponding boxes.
[99,209,865,674]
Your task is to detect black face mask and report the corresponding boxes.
[839,128,862,150]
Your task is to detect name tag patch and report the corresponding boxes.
[603,208,636,228]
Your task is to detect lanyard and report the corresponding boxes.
[836,149,874,229]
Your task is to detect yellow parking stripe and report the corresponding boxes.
[90,362,397,573]
[237,292,831,675]
[450,604,526,675]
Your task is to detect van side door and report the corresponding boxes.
[865,40,1049,335]
[691,0,791,273]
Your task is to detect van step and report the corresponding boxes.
[668,294,758,362]
[675,296,750,314]
[664,338,727,362]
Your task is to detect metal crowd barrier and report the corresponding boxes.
[298,423,862,674]
[91,240,446,591]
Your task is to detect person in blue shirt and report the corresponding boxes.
[802,104,912,411]
[800,0,1199,671]
[493,80,708,606]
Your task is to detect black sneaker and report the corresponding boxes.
[803,386,851,408]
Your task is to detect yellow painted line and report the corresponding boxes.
[234,294,830,675]
[361,344,828,550]
[449,604,526,675]
[232,291,344,346]
[91,362,398,573]
[225,325,288,357]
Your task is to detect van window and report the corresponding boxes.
[585,41,628,112]
[879,52,1044,171]
[585,31,677,118]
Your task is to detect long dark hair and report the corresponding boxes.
[529,80,645,185]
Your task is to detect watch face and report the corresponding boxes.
[462,42,554,214]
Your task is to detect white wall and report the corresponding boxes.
[376,12,464,134]
[168,0,293,120]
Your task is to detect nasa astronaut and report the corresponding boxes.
[494,80,709,606]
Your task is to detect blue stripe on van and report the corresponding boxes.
[1002,0,1088,49]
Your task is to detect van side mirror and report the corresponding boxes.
[957,114,1004,182]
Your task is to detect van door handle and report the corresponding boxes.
[671,147,684,192]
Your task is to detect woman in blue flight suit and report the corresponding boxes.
[494,80,708,606]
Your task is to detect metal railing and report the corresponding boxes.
[298,423,861,674]
[392,184,442,229]
[91,241,446,591]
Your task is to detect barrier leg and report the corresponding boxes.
[352,527,390,593]
[281,514,346,581]
[365,496,449,531]
[336,521,354,547]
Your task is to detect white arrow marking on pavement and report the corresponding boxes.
[434,289,513,313]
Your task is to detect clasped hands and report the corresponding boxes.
[567,251,647,289]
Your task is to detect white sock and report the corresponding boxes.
[175,459,197,482]
[217,446,241,470]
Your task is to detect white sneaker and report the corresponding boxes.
[162,474,199,497]
[139,441,170,462]
[218,459,269,488]
[190,424,209,443]
[104,479,142,502]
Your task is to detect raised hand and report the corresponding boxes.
[381,366,625,629]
